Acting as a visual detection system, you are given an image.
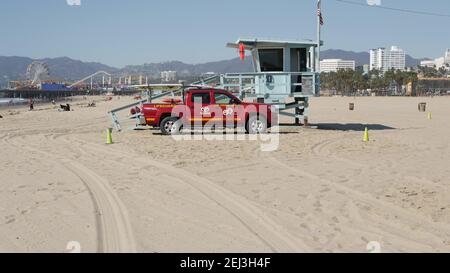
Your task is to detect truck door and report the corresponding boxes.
[189,91,212,127]
[213,92,239,128]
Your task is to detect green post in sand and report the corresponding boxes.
[106,128,113,144]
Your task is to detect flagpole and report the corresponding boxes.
[317,0,321,72]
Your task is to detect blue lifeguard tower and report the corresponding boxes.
[219,38,322,125]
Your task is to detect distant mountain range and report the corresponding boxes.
[0,56,116,83]
[0,56,253,84]
[0,49,425,85]
[121,58,253,78]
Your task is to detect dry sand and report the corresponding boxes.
[0,95,450,253]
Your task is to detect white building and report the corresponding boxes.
[420,49,450,69]
[161,71,177,82]
[370,46,406,73]
[202,72,216,77]
[363,64,370,75]
[320,59,356,73]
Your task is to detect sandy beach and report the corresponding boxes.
[1,95,450,253]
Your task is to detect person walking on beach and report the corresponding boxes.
[28,98,34,111]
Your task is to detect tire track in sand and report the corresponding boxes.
[3,133,137,253]
[61,135,310,253]
[263,153,450,248]
[310,137,366,168]
[311,136,450,189]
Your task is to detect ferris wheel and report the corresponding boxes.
[26,61,50,85]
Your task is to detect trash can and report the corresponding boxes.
[418,102,426,112]
[349,103,355,111]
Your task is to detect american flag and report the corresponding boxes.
[317,0,324,26]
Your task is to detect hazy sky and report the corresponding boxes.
[0,0,449,67]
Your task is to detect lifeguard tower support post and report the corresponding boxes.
[219,38,321,125]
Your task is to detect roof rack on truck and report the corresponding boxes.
[108,75,219,131]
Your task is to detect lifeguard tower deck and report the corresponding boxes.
[219,38,321,125]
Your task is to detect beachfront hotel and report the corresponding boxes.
[420,49,450,69]
[370,46,406,73]
[320,59,356,73]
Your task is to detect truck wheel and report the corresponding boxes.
[160,116,182,135]
[246,115,267,134]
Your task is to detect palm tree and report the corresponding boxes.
[393,70,407,95]
[368,69,388,95]
[319,68,419,96]
[438,67,447,78]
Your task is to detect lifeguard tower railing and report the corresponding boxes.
[218,72,317,124]
[219,71,318,103]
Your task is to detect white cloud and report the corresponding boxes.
[367,0,381,6]
[66,0,81,6]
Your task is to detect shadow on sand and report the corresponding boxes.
[313,123,396,132]
[152,131,299,136]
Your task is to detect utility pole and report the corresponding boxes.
[317,0,322,72]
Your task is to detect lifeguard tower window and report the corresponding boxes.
[191,93,211,104]
[259,49,284,72]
